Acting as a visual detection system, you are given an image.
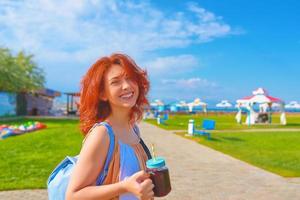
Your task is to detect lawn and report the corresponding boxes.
[1,114,300,190]
[175,131,300,177]
[0,118,82,190]
[145,113,300,130]
[145,112,300,177]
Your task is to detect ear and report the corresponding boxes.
[99,92,108,101]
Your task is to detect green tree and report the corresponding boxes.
[0,47,45,115]
[0,47,45,92]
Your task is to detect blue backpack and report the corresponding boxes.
[47,122,115,200]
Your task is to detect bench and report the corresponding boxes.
[194,119,215,139]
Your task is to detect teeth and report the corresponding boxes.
[121,92,133,98]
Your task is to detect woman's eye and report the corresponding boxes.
[111,80,119,85]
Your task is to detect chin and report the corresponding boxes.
[121,102,136,108]
[113,100,135,109]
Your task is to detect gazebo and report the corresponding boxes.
[187,98,207,113]
[236,88,286,125]
[150,99,165,112]
[65,92,80,115]
[216,100,232,108]
[285,101,300,109]
[175,101,189,112]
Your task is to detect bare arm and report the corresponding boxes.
[67,182,127,200]
[66,126,123,200]
[66,125,154,200]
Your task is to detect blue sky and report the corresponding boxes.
[0,0,299,104]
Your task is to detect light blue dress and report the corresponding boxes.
[119,140,140,200]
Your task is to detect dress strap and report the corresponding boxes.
[81,121,116,185]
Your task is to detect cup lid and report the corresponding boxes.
[146,157,166,169]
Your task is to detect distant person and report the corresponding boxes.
[66,53,154,200]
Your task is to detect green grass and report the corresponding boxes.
[1,114,300,190]
[0,118,82,190]
[145,112,300,177]
[145,113,300,130]
[175,131,300,177]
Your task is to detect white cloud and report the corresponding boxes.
[0,0,241,94]
[0,0,237,64]
[148,77,221,101]
[144,55,199,74]
[162,78,218,89]
[188,3,220,22]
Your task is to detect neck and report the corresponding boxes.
[107,106,133,127]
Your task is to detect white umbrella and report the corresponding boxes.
[271,102,282,108]
[216,100,232,108]
[177,100,188,107]
[187,98,207,112]
[175,101,189,112]
[192,98,207,106]
[285,101,300,109]
[150,99,164,107]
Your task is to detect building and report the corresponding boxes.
[23,88,61,115]
[0,88,61,116]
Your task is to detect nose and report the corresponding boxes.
[121,79,131,90]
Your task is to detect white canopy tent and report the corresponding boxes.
[285,101,300,109]
[216,100,232,108]
[177,100,188,107]
[150,99,166,113]
[187,98,207,113]
[236,88,286,125]
[171,101,189,112]
[271,102,282,109]
[150,99,164,107]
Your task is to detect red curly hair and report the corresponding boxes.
[79,53,150,135]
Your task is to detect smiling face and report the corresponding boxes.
[103,64,139,111]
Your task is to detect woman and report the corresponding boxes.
[66,53,154,200]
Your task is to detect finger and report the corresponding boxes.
[142,191,154,200]
[146,190,154,197]
[134,170,150,181]
[140,179,152,188]
[144,182,154,193]
[146,184,155,193]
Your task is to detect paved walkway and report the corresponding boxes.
[213,128,300,133]
[1,122,300,200]
[172,128,300,133]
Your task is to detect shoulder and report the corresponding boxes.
[81,125,110,158]
[84,124,110,145]
[68,124,111,189]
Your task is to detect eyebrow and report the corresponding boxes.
[109,71,128,82]
[109,75,123,82]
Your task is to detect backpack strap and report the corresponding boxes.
[140,138,152,160]
[89,122,115,185]
[133,125,152,160]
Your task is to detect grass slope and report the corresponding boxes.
[0,118,82,190]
